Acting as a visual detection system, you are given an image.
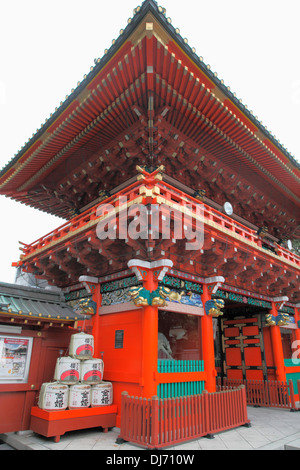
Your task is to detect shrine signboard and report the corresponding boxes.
[0,336,33,383]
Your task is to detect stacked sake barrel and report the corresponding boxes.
[38,332,113,411]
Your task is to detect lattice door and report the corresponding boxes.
[220,315,267,380]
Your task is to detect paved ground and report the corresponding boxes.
[0,440,14,450]
[1,406,300,451]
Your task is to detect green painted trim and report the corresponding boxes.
[157,359,204,373]
[284,359,300,367]
[157,360,205,398]
[157,380,205,399]
[284,360,300,395]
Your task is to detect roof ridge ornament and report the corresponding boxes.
[136,165,165,185]
[141,0,159,7]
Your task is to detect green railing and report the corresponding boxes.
[284,359,300,395]
[157,359,204,373]
[157,360,205,398]
[157,381,205,398]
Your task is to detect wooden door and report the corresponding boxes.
[220,315,267,381]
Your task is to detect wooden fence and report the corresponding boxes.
[119,386,250,449]
[217,378,300,411]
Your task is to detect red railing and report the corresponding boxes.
[119,387,249,449]
[18,179,143,258]
[217,378,300,410]
[18,176,300,269]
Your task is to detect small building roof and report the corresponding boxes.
[0,282,86,324]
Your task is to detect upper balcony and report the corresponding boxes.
[16,169,300,302]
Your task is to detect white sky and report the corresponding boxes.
[0,0,299,284]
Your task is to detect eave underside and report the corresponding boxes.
[0,15,299,240]
[17,172,300,302]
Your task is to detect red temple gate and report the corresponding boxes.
[0,0,299,445]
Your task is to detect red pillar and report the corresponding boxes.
[201,284,216,392]
[269,302,286,382]
[293,306,300,359]
[128,259,173,398]
[142,269,159,398]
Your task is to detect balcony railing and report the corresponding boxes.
[18,177,300,269]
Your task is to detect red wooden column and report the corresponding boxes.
[79,276,102,357]
[201,277,225,393]
[294,305,300,347]
[142,269,158,398]
[128,259,173,398]
[290,305,300,377]
[269,299,286,382]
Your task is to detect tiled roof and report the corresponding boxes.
[0,0,298,177]
[0,282,85,322]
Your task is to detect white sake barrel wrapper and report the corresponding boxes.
[68,383,91,409]
[80,358,104,384]
[91,382,113,407]
[69,332,94,360]
[38,382,69,411]
[54,356,80,384]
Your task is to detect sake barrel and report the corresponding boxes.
[80,358,104,384]
[69,332,94,360]
[54,356,80,384]
[38,382,69,411]
[68,383,91,409]
[91,382,113,407]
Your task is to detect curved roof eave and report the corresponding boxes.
[0,0,299,182]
